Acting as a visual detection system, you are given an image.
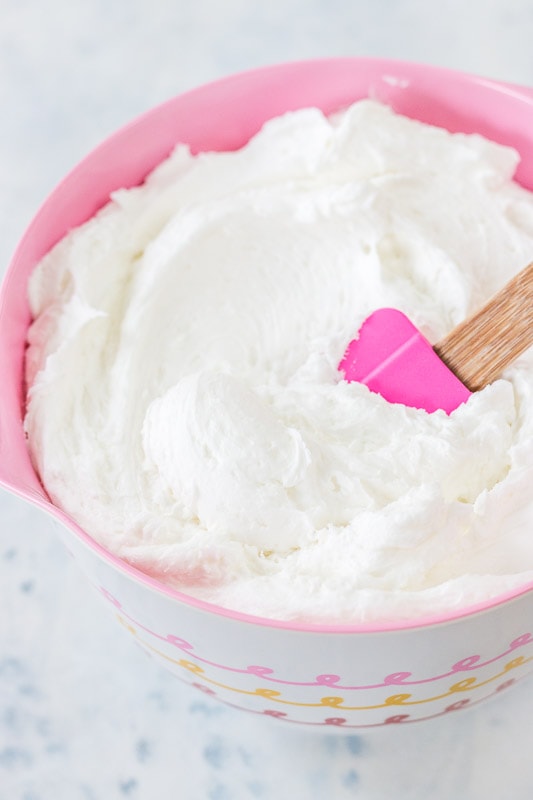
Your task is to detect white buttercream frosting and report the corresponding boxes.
[25,100,533,622]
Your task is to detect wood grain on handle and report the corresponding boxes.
[433,262,533,392]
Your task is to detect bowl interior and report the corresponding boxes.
[1,57,533,629]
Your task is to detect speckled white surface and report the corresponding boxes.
[1,1,532,798]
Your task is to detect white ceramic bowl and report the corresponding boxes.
[1,58,532,730]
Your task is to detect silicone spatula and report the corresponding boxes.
[339,261,533,414]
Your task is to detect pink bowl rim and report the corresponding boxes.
[2,56,533,635]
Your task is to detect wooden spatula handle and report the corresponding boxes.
[434,261,533,392]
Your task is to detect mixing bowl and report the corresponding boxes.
[1,58,532,729]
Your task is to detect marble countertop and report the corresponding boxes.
[1,1,532,798]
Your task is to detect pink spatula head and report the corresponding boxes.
[339,261,533,415]
[339,309,471,414]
